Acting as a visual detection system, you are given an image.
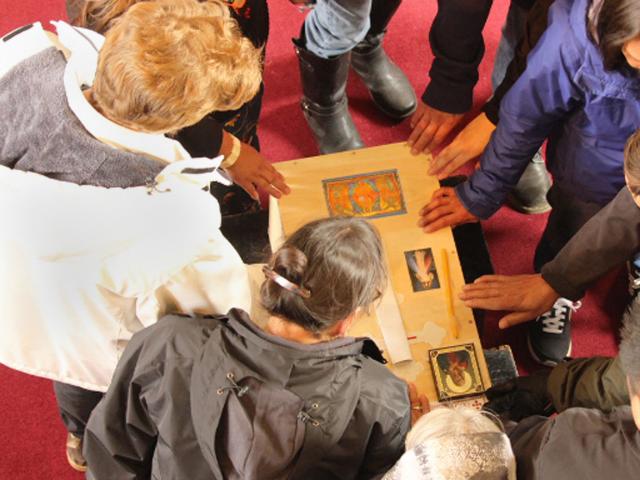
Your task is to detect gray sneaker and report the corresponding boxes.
[527,298,581,367]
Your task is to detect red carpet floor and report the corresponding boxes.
[0,0,625,478]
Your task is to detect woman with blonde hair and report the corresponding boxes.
[1,0,264,471]
[69,0,288,208]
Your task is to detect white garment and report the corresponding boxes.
[0,163,251,392]
[1,20,231,182]
[0,23,249,391]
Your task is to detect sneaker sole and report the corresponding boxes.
[527,335,572,367]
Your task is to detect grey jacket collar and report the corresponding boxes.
[227,308,364,358]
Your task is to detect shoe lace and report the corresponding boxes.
[539,299,581,335]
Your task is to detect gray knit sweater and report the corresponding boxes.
[0,47,163,187]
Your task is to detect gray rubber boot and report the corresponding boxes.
[294,40,364,154]
[351,0,416,119]
[507,152,552,214]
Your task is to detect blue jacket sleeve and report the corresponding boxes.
[455,1,583,219]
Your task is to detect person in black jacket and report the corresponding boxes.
[84,217,411,479]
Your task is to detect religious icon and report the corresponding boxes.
[429,344,484,401]
[405,248,440,291]
[322,170,406,219]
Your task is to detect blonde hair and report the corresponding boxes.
[92,0,262,133]
[406,407,503,449]
[77,0,140,33]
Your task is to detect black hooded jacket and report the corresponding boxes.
[84,309,410,480]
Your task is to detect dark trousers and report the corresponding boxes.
[534,184,604,272]
[53,381,103,437]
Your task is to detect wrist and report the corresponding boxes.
[540,267,583,302]
[422,81,472,115]
[220,134,241,169]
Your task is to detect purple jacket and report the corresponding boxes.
[457,0,640,219]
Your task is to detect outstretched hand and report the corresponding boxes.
[417,187,478,233]
[226,142,290,200]
[408,382,430,426]
[408,101,463,156]
[459,274,560,329]
[428,112,496,178]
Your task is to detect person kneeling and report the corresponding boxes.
[83,217,411,479]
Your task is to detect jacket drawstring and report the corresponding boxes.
[297,402,322,427]
[216,372,323,427]
[216,372,249,398]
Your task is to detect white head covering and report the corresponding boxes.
[382,432,516,480]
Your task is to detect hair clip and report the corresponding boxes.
[262,266,311,299]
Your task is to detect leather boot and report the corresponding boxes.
[294,40,364,154]
[507,152,552,214]
[351,0,416,119]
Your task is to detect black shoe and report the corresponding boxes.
[351,0,416,119]
[294,40,364,154]
[507,152,552,214]
[527,298,580,367]
[351,41,416,119]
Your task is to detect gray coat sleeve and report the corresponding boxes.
[358,414,410,480]
[507,415,553,480]
[357,376,411,480]
[509,407,640,480]
[541,187,640,300]
[84,331,160,479]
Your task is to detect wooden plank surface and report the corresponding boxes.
[271,142,490,402]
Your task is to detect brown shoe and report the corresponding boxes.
[66,433,87,472]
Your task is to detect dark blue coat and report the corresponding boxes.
[457,0,640,219]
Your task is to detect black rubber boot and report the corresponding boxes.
[507,152,552,214]
[351,0,416,119]
[294,39,364,154]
